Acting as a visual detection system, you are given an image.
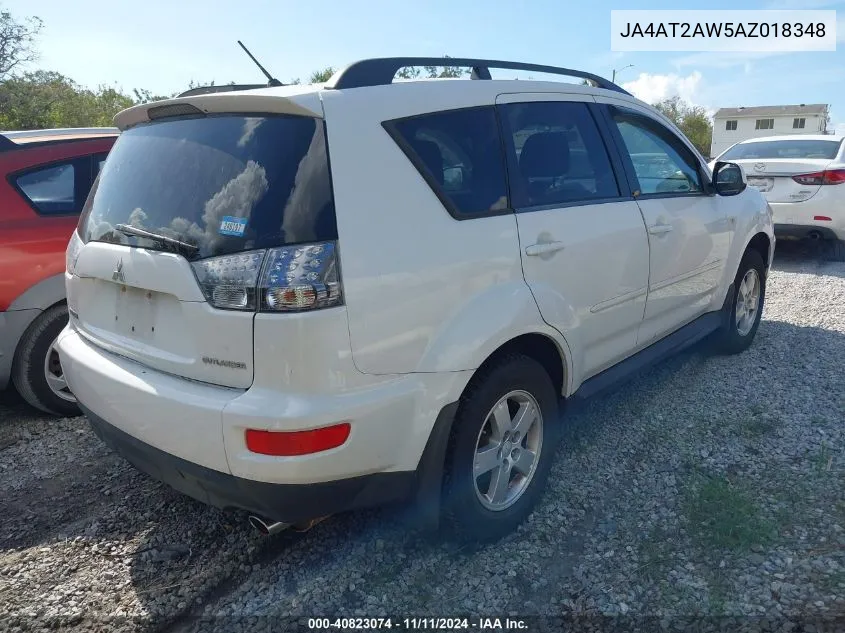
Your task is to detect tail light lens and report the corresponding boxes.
[191,251,265,310]
[259,242,341,312]
[190,241,342,312]
[66,230,84,276]
[793,169,845,185]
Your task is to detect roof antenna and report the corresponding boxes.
[237,40,283,87]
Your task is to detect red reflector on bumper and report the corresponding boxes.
[246,423,351,456]
[814,215,832,222]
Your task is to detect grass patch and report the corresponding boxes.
[683,474,776,551]
[739,417,780,439]
[708,573,730,615]
[813,443,833,475]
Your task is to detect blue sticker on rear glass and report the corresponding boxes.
[219,216,247,237]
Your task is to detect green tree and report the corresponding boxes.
[654,95,713,157]
[132,87,171,104]
[397,56,470,80]
[0,6,42,80]
[0,71,133,129]
[309,67,335,83]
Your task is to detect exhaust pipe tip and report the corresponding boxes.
[248,515,289,536]
[808,231,823,241]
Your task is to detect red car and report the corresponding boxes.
[0,128,118,415]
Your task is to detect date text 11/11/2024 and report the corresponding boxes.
[307,618,528,630]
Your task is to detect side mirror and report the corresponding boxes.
[712,161,747,196]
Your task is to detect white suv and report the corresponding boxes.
[58,58,775,541]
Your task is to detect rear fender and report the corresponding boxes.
[416,281,573,397]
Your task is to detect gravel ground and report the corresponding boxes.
[1,242,843,632]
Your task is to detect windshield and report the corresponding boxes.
[721,139,842,161]
[80,114,337,259]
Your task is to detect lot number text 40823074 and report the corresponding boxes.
[307,617,528,630]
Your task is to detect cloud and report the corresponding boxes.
[622,71,703,105]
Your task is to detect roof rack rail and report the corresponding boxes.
[326,57,631,95]
[177,83,274,98]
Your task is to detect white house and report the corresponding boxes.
[710,104,829,158]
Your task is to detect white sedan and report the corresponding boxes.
[710,134,845,259]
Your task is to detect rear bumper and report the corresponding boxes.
[769,197,845,240]
[84,404,414,523]
[774,223,841,241]
[58,326,469,522]
[0,308,40,390]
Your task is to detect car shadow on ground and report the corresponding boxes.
[771,239,845,277]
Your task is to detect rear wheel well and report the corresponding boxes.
[746,233,771,270]
[472,334,566,398]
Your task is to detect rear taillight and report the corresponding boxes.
[259,242,342,312]
[792,169,845,185]
[190,241,342,312]
[66,230,84,276]
[191,251,265,310]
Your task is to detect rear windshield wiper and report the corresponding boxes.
[115,224,199,256]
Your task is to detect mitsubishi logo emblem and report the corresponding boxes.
[112,258,125,283]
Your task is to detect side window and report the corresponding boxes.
[14,162,79,214]
[387,107,508,217]
[501,101,619,208]
[94,153,109,176]
[611,113,703,196]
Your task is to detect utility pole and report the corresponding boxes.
[612,64,634,83]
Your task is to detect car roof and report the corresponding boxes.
[115,56,665,131]
[734,134,844,144]
[115,76,654,131]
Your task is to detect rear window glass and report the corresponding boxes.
[81,115,336,258]
[721,139,842,160]
[388,107,509,217]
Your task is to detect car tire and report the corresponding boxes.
[716,249,766,355]
[441,354,559,542]
[11,304,80,417]
[826,240,845,262]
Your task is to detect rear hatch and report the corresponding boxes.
[69,96,339,388]
[719,137,843,203]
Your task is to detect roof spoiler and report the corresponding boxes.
[325,57,631,95]
[177,83,272,98]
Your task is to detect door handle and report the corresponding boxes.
[525,241,566,256]
[648,223,673,235]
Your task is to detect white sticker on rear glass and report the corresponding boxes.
[219,216,247,237]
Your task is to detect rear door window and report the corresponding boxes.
[500,101,620,208]
[385,107,509,218]
[81,115,337,259]
[14,160,89,215]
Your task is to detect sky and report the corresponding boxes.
[5,0,845,133]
